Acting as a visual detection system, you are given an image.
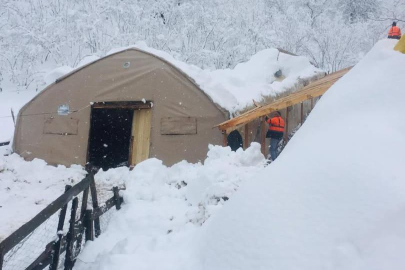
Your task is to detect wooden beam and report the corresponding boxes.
[92,101,152,110]
[216,67,352,131]
[223,132,228,147]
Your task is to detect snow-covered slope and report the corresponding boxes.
[198,39,405,269]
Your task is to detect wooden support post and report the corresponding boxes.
[113,187,121,210]
[74,187,89,258]
[84,210,94,242]
[49,185,71,270]
[89,174,101,238]
[64,197,78,270]
[244,124,249,149]
[300,102,304,125]
[260,117,266,155]
[285,107,289,142]
[223,131,227,147]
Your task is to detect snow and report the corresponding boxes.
[197,39,405,269]
[44,66,74,86]
[73,143,266,270]
[0,146,86,241]
[108,42,323,113]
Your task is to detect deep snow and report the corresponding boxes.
[198,39,405,269]
[70,39,405,270]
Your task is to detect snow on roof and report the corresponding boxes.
[107,42,324,114]
[198,39,405,269]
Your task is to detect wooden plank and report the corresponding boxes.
[223,132,228,147]
[244,124,249,149]
[49,185,71,270]
[64,197,78,270]
[160,117,197,135]
[74,187,89,257]
[0,176,91,254]
[0,141,9,147]
[285,107,289,142]
[300,102,304,125]
[130,109,152,166]
[84,210,94,242]
[26,241,54,270]
[92,101,152,110]
[89,175,101,238]
[216,67,352,131]
[92,197,117,220]
[113,187,122,210]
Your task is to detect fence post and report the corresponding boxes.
[0,249,4,270]
[64,197,78,270]
[74,187,89,258]
[49,185,71,270]
[113,187,121,210]
[84,210,94,242]
[89,174,101,238]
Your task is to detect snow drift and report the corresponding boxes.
[198,39,405,269]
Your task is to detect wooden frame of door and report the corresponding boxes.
[86,101,153,170]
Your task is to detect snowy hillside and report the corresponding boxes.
[44,39,405,270]
[198,39,405,269]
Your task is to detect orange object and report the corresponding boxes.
[267,116,285,132]
[388,26,402,38]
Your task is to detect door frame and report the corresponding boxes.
[85,101,153,171]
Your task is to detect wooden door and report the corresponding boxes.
[129,109,152,166]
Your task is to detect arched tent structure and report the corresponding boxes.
[13,48,228,168]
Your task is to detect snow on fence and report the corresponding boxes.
[0,172,123,270]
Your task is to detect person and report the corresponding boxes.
[265,111,285,161]
[388,22,402,40]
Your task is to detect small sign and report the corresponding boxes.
[57,104,70,115]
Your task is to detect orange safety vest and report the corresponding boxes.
[388,26,402,37]
[267,116,285,132]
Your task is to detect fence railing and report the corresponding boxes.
[0,172,123,270]
[0,141,9,147]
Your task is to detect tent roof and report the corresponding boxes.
[216,66,353,132]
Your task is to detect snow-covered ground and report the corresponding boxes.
[0,146,85,241]
[68,39,405,269]
[197,39,405,269]
[0,42,321,144]
[0,143,266,243]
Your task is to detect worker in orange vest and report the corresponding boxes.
[388,22,402,40]
[265,111,285,161]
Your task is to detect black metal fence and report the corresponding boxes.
[0,173,123,270]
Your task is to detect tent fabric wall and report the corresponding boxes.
[13,49,227,167]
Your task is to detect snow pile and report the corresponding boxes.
[109,42,323,113]
[0,146,86,241]
[74,143,265,270]
[44,66,74,86]
[197,39,405,269]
